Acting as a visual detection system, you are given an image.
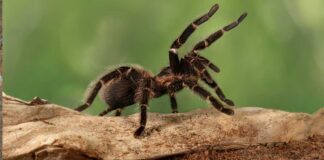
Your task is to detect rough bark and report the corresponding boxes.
[2,93,324,160]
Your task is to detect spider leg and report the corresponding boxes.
[195,54,220,73]
[169,4,219,73]
[134,79,151,137]
[171,4,219,49]
[184,81,234,115]
[189,58,214,83]
[75,67,130,112]
[202,77,235,106]
[190,57,235,106]
[115,108,123,116]
[166,80,183,113]
[192,12,247,52]
[98,107,115,116]
[99,107,123,116]
[169,93,178,113]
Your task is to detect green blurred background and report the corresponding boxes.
[4,0,324,115]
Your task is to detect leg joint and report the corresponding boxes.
[191,23,198,29]
[191,84,198,90]
[141,104,149,108]
[169,48,177,54]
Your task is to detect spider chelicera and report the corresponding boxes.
[75,4,247,137]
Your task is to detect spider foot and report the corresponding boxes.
[74,104,87,112]
[98,113,106,116]
[134,126,145,138]
[172,110,178,113]
[221,107,234,115]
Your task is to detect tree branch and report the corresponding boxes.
[2,93,324,160]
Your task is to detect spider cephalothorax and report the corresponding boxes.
[75,4,247,137]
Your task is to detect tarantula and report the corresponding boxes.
[75,4,247,137]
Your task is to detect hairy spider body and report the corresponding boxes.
[75,4,247,137]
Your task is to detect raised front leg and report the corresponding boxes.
[169,4,219,73]
[192,12,247,52]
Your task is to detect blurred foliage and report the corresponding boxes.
[4,0,324,115]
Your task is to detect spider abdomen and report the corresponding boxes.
[100,78,137,109]
[98,65,154,109]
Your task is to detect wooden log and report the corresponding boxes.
[2,93,323,160]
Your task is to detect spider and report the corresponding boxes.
[75,4,247,137]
